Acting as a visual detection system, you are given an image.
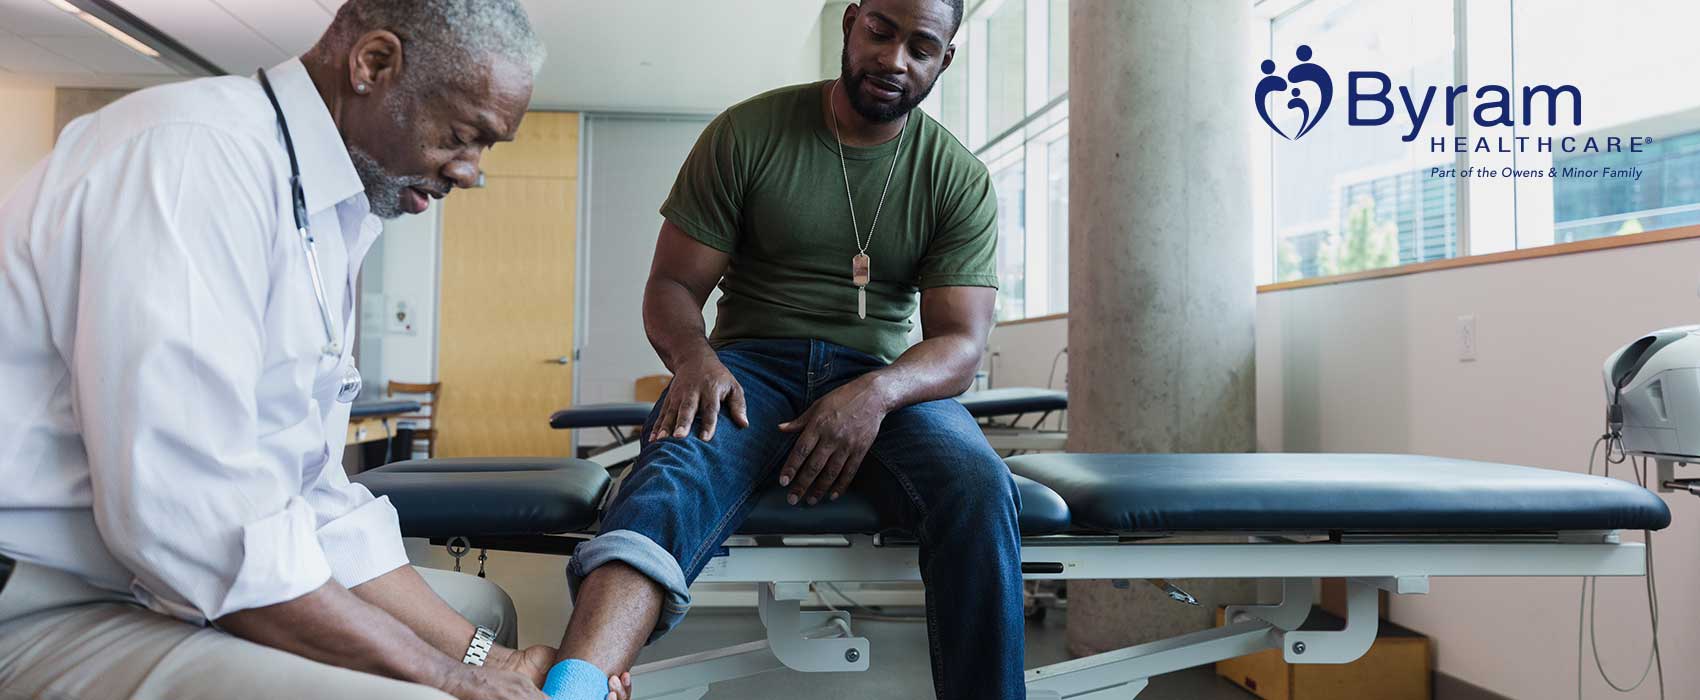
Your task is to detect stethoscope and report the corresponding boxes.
[258,67,362,404]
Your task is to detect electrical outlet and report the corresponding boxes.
[1457,315,1477,362]
[388,298,417,336]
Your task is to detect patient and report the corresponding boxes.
[537,1,1026,699]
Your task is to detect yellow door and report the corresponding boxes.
[436,112,579,457]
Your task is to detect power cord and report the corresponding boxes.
[1046,347,1068,390]
[1578,435,1664,699]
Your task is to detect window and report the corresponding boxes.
[1045,133,1069,311]
[1047,0,1068,99]
[1267,0,1457,283]
[1508,0,1700,249]
[1259,0,1700,284]
[937,59,969,138]
[921,0,1070,322]
[992,159,1027,319]
[986,0,1027,138]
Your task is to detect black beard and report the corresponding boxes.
[840,45,936,123]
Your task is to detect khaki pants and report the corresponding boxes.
[0,565,517,700]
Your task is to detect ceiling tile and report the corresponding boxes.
[0,0,101,37]
[112,0,285,74]
[210,0,332,56]
[0,34,91,73]
[31,35,178,75]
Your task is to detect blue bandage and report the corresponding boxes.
[541,658,608,700]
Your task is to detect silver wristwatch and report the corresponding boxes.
[462,625,496,666]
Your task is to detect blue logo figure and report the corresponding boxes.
[1255,45,1333,140]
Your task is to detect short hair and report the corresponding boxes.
[324,0,546,85]
[943,0,965,35]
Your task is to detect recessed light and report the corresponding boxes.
[78,13,161,58]
[39,0,162,59]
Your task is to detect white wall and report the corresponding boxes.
[1257,240,1700,700]
[575,115,713,412]
[987,317,1068,390]
[0,81,55,200]
[379,205,442,385]
[357,204,443,392]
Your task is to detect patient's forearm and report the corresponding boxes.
[643,277,716,371]
[861,333,982,413]
[217,579,458,688]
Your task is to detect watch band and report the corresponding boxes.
[462,625,495,666]
[0,554,14,598]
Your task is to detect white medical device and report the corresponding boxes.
[1605,325,1700,492]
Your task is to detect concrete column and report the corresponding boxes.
[1066,0,1258,656]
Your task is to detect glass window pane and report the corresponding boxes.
[993,160,1027,320]
[987,0,1026,137]
[1046,137,1068,313]
[1269,0,1456,283]
[938,59,969,141]
[1048,0,1068,99]
[1510,0,1700,248]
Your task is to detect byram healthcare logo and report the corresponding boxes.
[1254,45,1652,157]
[1255,45,1332,140]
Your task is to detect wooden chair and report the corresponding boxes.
[634,374,671,403]
[387,380,442,459]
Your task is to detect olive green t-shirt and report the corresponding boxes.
[659,81,998,363]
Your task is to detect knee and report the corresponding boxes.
[425,569,518,647]
[464,576,519,648]
[940,457,1019,520]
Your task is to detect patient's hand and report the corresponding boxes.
[651,352,748,442]
[777,378,888,505]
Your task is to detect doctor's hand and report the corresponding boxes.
[488,645,558,688]
[650,352,748,442]
[778,377,889,506]
[437,664,548,700]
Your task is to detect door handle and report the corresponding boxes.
[545,356,571,365]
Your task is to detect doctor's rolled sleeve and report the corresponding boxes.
[66,124,403,621]
[307,466,411,590]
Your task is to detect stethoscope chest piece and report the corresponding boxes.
[337,364,363,404]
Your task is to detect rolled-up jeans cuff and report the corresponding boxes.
[567,529,690,644]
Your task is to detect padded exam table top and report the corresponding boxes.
[353,453,1669,540]
[1006,453,1671,533]
[350,399,421,419]
[954,388,1068,418]
[548,388,1069,430]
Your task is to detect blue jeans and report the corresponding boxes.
[568,339,1026,700]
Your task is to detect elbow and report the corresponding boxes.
[956,339,986,394]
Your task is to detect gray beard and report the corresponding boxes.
[348,147,434,220]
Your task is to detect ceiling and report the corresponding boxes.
[0,0,832,113]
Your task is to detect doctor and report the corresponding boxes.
[0,1,623,699]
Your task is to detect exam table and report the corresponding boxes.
[354,448,1667,700]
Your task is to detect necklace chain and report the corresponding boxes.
[829,79,906,255]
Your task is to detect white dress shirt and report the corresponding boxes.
[0,58,408,622]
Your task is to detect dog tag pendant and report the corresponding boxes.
[852,254,871,319]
